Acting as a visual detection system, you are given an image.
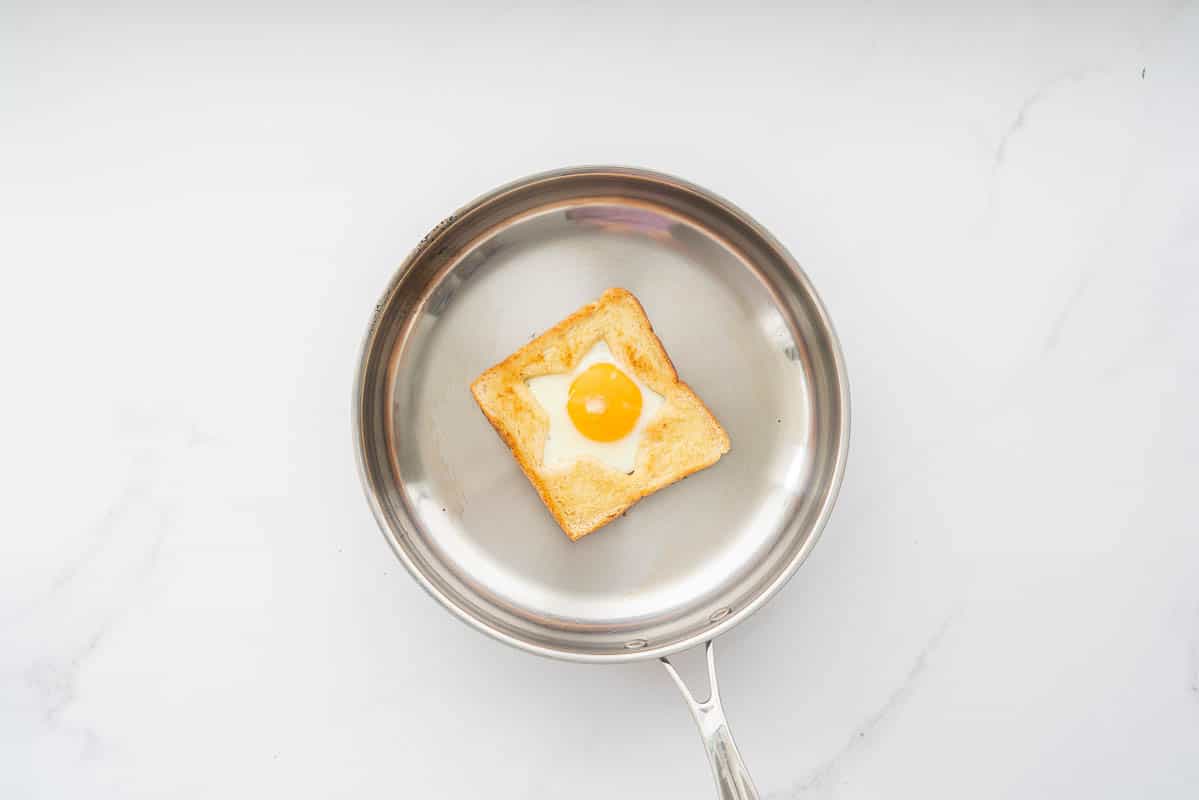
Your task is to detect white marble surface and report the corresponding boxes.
[3,3,1198,798]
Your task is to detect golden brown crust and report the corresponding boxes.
[470,288,731,540]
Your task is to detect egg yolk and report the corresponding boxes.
[567,363,642,442]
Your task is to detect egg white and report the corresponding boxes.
[526,340,664,473]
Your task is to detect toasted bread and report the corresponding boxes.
[470,288,730,540]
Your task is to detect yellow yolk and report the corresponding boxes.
[567,363,643,442]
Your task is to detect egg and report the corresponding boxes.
[526,340,665,473]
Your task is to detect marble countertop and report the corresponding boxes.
[3,4,1198,798]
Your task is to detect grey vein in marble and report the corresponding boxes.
[768,617,955,799]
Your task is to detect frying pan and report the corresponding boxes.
[355,166,849,799]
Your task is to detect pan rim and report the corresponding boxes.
[353,165,851,663]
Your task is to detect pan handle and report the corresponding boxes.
[660,640,760,800]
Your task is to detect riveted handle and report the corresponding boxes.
[661,640,760,800]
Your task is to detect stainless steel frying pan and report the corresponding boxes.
[355,166,849,799]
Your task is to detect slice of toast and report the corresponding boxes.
[470,288,730,540]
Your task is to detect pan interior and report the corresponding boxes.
[359,172,846,661]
